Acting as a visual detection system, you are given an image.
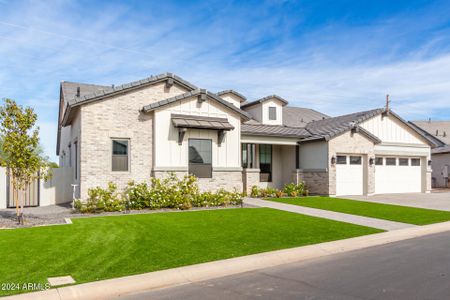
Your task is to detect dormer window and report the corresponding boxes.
[268,107,277,120]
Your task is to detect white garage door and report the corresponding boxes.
[336,155,364,196]
[375,157,422,194]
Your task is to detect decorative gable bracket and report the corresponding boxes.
[165,78,174,89]
[178,128,187,145]
[198,89,207,104]
[218,130,226,146]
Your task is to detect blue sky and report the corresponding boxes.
[1,0,450,161]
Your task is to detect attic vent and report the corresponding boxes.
[111,84,115,88]
[436,130,439,136]
[76,87,80,97]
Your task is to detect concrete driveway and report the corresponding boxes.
[346,191,450,211]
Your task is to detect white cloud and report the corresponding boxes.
[0,0,450,162]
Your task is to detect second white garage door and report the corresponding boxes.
[375,157,422,194]
[336,155,364,196]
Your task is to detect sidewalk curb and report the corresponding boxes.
[6,221,450,300]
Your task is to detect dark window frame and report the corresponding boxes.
[259,144,272,182]
[112,139,130,172]
[295,145,300,169]
[189,138,212,178]
[242,143,256,169]
[73,141,78,179]
[268,107,277,121]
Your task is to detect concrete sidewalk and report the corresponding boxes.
[244,198,414,231]
[6,220,450,300]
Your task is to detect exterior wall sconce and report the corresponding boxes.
[428,160,432,167]
[331,156,336,165]
[369,157,374,165]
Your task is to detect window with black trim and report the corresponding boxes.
[268,107,277,120]
[350,156,362,165]
[399,158,409,166]
[386,158,396,166]
[112,139,129,172]
[74,141,78,179]
[375,157,383,165]
[411,158,421,166]
[189,139,212,178]
[336,155,347,164]
[242,143,256,169]
[259,144,272,182]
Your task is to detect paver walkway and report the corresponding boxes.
[244,198,415,231]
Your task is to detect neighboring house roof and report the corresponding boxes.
[240,95,289,109]
[410,120,450,145]
[217,90,247,102]
[141,89,252,120]
[171,114,234,131]
[282,107,329,127]
[60,73,198,126]
[241,124,310,138]
[432,145,450,154]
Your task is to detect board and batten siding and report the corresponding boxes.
[299,141,328,169]
[360,114,424,144]
[261,99,283,125]
[153,96,241,169]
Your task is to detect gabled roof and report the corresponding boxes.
[283,107,329,127]
[305,108,384,140]
[241,124,310,138]
[142,89,252,120]
[60,73,198,126]
[217,90,247,102]
[61,81,111,101]
[241,95,289,109]
[410,120,450,145]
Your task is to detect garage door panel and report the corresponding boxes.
[336,155,363,196]
[375,157,422,194]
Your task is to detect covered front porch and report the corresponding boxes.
[241,136,300,192]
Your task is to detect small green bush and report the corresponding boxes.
[283,182,307,197]
[74,174,243,213]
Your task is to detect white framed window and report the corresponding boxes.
[189,139,212,178]
[350,156,362,165]
[112,139,129,172]
[386,158,396,166]
[268,107,277,120]
[375,157,383,165]
[411,158,421,166]
[399,158,409,166]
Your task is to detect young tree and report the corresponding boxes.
[0,99,51,224]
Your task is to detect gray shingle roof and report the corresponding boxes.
[410,120,450,145]
[241,124,310,138]
[217,90,247,102]
[142,89,252,120]
[305,108,384,140]
[283,106,329,127]
[240,95,289,109]
[61,81,111,101]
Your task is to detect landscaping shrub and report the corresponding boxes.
[74,174,243,213]
[283,182,307,197]
[248,181,308,199]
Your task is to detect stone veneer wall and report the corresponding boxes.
[294,169,330,195]
[153,169,243,192]
[242,168,260,194]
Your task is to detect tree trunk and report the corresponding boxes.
[19,184,26,225]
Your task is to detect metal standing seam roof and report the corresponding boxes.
[171,114,234,131]
[141,89,252,120]
[409,121,449,146]
[241,124,310,138]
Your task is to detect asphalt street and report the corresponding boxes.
[121,231,450,300]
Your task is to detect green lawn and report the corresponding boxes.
[0,208,382,296]
[267,197,450,225]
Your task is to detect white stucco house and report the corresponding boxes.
[55,73,439,201]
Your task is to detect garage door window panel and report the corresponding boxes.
[399,158,409,166]
[350,156,362,165]
[375,157,383,165]
[411,158,421,166]
[386,158,397,166]
[336,156,347,165]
